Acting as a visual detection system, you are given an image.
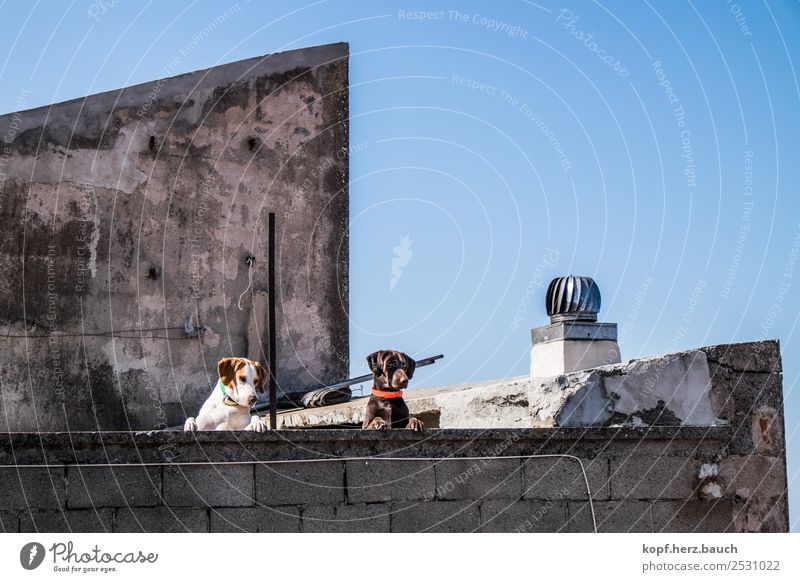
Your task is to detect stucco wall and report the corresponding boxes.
[0,42,350,431]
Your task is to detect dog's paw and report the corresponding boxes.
[407,417,424,432]
[245,415,269,432]
[183,417,198,432]
[366,417,389,430]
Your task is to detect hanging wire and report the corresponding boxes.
[237,256,255,311]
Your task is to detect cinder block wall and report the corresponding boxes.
[0,42,349,431]
[0,424,787,533]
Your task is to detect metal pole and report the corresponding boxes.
[268,212,277,430]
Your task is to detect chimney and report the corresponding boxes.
[530,276,620,377]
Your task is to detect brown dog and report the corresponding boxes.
[362,349,424,431]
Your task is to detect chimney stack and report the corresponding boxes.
[530,276,620,377]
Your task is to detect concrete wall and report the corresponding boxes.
[0,42,350,431]
[0,423,787,533]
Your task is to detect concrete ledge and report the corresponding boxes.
[0,427,734,466]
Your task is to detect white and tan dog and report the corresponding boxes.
[184,357,269,432]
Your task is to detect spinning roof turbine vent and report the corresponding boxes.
[531,275,620,377]
[546,275,601,323]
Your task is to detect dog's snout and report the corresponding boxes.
[247,395,257,406]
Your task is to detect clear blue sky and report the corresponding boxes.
[1,1,798,528]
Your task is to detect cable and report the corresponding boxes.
[237,256,255,311]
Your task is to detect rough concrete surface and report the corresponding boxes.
[0,42,350,431]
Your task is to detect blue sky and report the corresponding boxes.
[0,1,798,528]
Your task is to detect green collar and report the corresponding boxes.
[218,380,238,407]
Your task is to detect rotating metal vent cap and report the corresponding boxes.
[545,276,601,324]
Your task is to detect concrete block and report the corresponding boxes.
[652,500,734,533]
[66,465,161,508]
[21,509,113,533]
[718,455,787,500]
[0,511,19,532]
[210,507,301,533]
[255,461,344,505]
[434,458,522,500]
[163,465,253,507]
[346,460,434,503]
[480,499,567,533]
[391,501,480,533]
[566,501,651,533]
[114,507,209,532]
[610,455,700,500]
[302,503,391,533]
[523,456,608,500]
[734,496,788,533]
[0,467,65,510]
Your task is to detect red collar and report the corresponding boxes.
[371,386,404,399]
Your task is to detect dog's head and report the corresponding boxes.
[366,350,416,391]
[218,357,267,407]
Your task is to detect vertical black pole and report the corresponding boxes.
[268,212,277,430]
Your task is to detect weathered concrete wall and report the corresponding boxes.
[0,42,350,430]
[0,426,787,532]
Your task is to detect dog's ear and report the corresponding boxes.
[401,352,416,379]
[218,358,238,389]
[253,361,268,393]
[366,350,385,376]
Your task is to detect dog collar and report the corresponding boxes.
[371,387,403,399]
[218,380,238,407]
